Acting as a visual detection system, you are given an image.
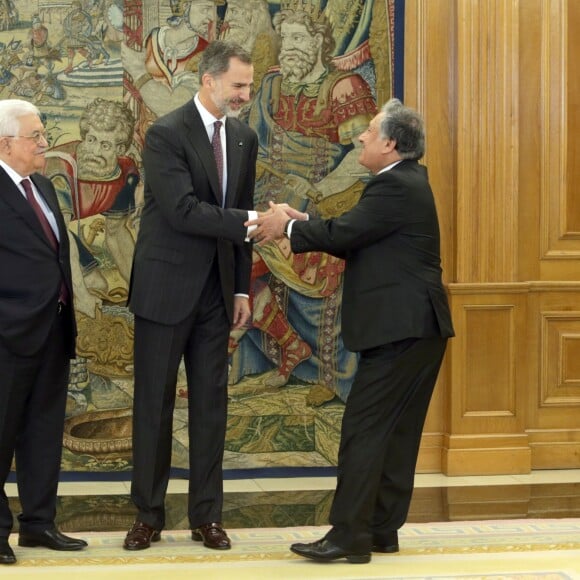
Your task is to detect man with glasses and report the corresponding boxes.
[0,99,87,565]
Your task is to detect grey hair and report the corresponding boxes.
[0,99,41,138]
[379,98,425,160]
[198,40,252,83]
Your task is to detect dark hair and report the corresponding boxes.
[380,98,426,161]
[198,40,252,83]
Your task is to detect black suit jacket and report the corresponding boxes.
[128,99,258,325]
[291,160,454,352]
[0,168,76,357]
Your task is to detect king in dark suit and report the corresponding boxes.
[124,41,259,552]
[248,98,455,563]
[0,99,87,565]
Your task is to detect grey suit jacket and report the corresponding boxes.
[0,168,76,356]
[291,160,454,353]
[128,99,258,325]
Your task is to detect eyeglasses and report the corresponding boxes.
[4,131,50,145]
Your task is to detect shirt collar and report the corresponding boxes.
[0,158,28,186]
[194,93,226,130]
[377,160,403,175]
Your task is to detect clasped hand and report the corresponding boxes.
[245,201,307,246]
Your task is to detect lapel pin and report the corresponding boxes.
[238,141,243,147]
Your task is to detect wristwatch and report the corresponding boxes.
[283,219,292,239]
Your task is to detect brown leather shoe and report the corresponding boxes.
[191,522,231,550]
[123,521,161,551]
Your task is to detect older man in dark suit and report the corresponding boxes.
[0,99,87,565]
[124,41,259,551]
[248,98,455,563]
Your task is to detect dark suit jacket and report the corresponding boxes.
[291,160,454,353]
[0,168,76,357]
[128,99,258,325]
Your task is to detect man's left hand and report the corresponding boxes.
[232,296,251,330]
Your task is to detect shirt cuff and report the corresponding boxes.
[286,219,296,238]
[286,213,309,238]
[245,210,258,242]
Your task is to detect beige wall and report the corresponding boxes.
[409,0,580,474]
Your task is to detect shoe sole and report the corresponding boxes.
[191,531,231,549]
[290,546,371,564]
[372,544,399,553]
[17,539,86,551]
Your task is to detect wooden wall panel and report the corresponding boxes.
[539,1,580,268]
[407,0,580,474]
[455,0,519,283]
[405,0,455,473]
[527,286,580,468]
[463,306,515,416]
[540,312,580,404]
[566,2,580,232]
[443,285,531,475]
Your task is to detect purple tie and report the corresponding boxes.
[211,120,223,204]
[21,178,68,304]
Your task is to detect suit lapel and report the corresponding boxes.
[0,168,56,250]
[182,102,222,206]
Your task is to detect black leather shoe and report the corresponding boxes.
[0,537,16,564]
[372,530,399,553]
[18,529,87,551]
[290,538,371,563]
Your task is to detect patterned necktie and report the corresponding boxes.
[211,120,224,205]
[21,178,68,304]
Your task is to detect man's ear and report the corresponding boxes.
[383,138,397,153]
[0,136,11,154]
[201,72,214,89]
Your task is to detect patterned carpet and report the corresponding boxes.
[4,519,580,579]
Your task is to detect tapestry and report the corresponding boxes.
[0,0,402,473]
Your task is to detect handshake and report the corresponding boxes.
[245,201,308,246]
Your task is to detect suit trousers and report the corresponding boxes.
[131,264,230,531]
[326,336,448,552]
[0,306,70,537]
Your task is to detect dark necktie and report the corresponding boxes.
[21,178,58,250]
[211,120,224,205]
[21,178,68,304]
